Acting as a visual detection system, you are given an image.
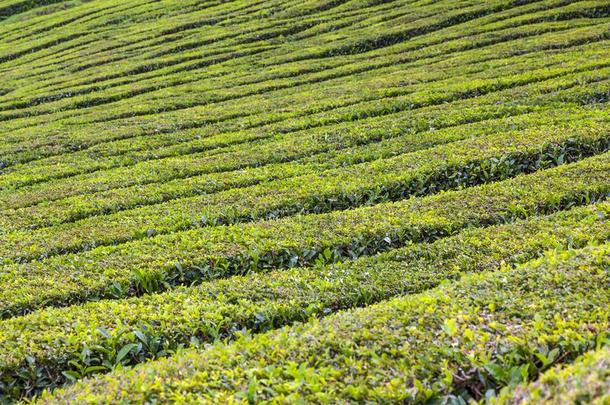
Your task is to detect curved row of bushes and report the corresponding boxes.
[0,200,608,399]
[33,242,610,403]
[2,118,610,262]
[1,152,609,318]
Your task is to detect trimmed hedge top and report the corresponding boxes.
[0,0,609,402]
[36,242,610,403]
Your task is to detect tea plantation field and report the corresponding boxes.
[0,0,609,403]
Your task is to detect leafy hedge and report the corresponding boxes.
[2,52,607,190]
[495,346,610,403]
[1,25,607,191]
[3,118,610,262]
[1,152,609,318]
[0,200,608,399]
[34,243,610,403]
[0,0,609,402]
[2,74,599,214]
[0,102,571,226]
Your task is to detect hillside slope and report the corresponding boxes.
[0,0,608,403]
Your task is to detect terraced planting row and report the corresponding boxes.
[2,118,610,263]
[3,69,608,207]
[0,30,599,170]
[1,0,608,161]
[0,13,599,127]
[0,0,609,403]
[33,242,610,403]
[0,0,546,93]
[0,105,604,231]
[2,152,609,317]
[1,200,609,397]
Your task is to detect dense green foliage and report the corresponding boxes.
[1,202,609,397]
[0,0,608,403]
[496,346,610,403]
[36,243,610,403]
